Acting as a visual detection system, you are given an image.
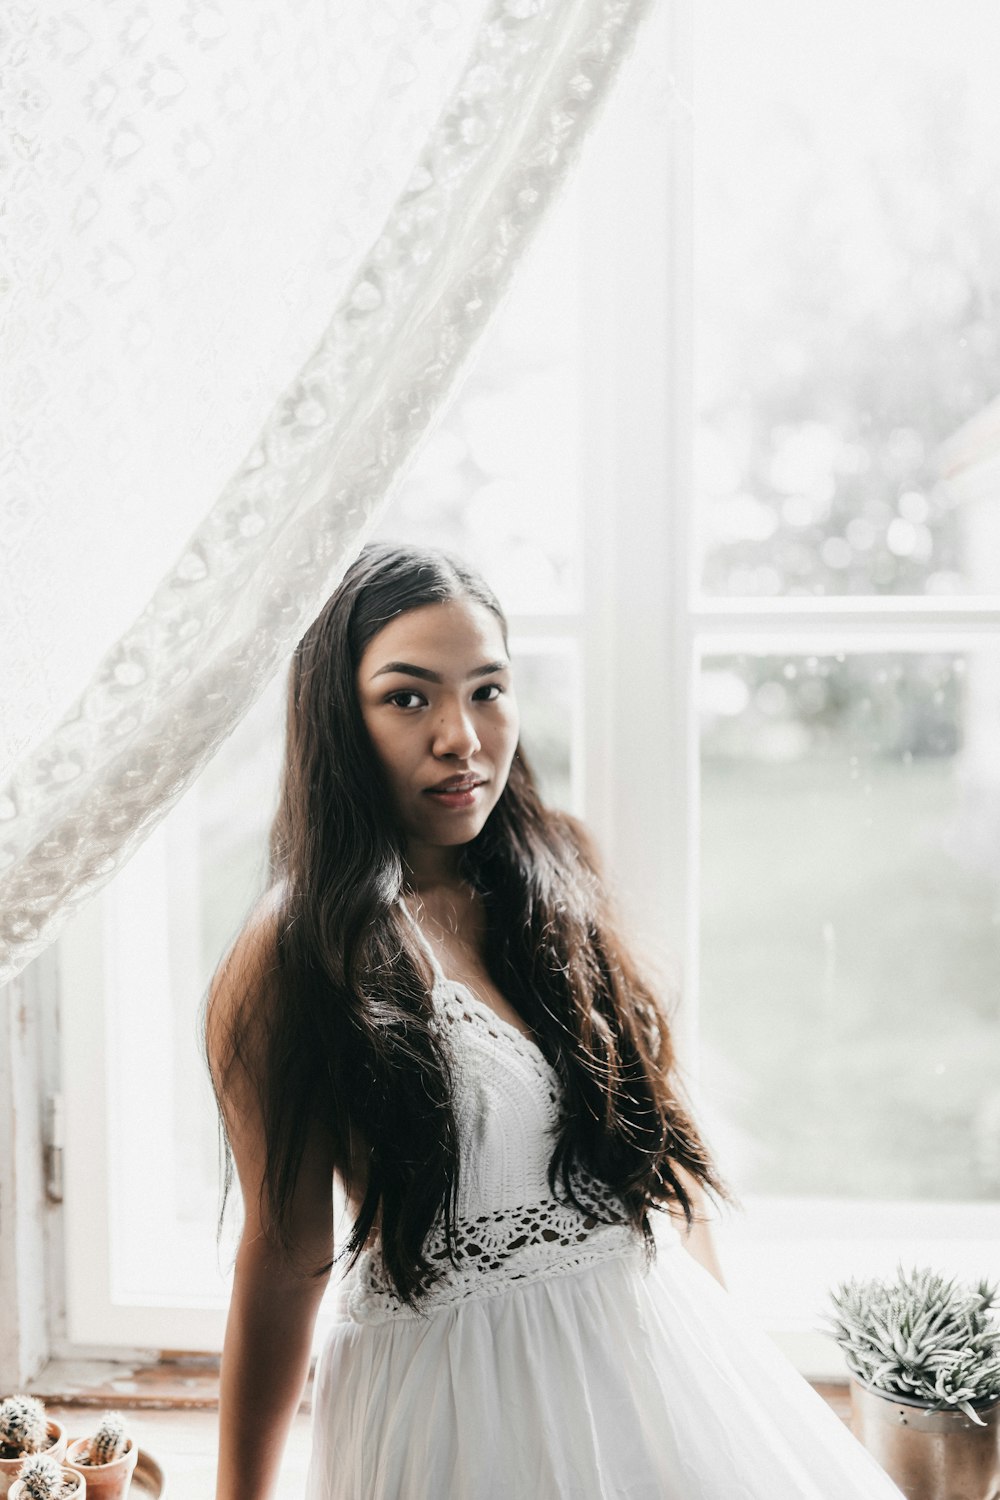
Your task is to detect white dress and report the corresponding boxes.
[305,917,906,1500]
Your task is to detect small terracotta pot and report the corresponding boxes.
[850,1377,1000,1500]
[0,1423,68,1498]
[64,1438,137,1500]
[9,1464,85,1500]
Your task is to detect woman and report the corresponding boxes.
[206,541,905,1499]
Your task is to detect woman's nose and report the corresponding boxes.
[433,703,480,758]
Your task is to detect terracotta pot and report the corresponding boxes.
[850,1377,1000,1500]
[0,1423,68,1498]
[9,1464,85,1500]
[64,1438,137,1500]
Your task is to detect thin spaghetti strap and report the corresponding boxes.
[397,896,447,985]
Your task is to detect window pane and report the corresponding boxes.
[509,639,580,815]
[196,672,286,977]
[695,1,1000,597]
[699,651,1000,1201]
[375,196,583,615]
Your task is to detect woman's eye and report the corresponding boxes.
[474,683,503,702]
[387,690,426,709]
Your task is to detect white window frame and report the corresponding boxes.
[57,848,231,1353]
[11,0,999,1382]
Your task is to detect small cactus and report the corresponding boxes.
[0,1393,48,1455]
[15,1453,62,1500]
[83,1409,127,1465]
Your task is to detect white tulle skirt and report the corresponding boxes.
[304,1236,906,1500]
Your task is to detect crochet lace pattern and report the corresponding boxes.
[344,980,641,1325]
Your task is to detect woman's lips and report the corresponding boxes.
[424,781,483,809]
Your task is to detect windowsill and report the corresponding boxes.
[23,1396,313,1500]
[26,1361,315,1500]
[27,1355,304,1412]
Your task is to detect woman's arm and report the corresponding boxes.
[207,908,337,1500]
[216,1225,331,1497]
[667,1161,727,1289]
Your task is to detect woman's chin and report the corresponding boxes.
[434,816,487,846]
[414,805,492,847]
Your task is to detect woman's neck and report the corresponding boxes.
[402,840,464,893]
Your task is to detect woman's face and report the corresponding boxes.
[356,596,520,865]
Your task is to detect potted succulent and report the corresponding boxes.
[0,1398,67,1497]
[8,1453,85,1500]
[827,1263,1000,1500]
[65,1415,136,1500]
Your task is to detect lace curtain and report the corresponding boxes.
[0,0,656,985]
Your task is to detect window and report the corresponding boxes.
[693,0,1000,1369]
[48,0,1000,1377]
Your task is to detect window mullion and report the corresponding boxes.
[577,0,698,1052]
[694,595,1000,651]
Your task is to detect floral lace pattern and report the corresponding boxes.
[0,0,656,984]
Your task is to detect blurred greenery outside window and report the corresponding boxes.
[694,0,1000,1214]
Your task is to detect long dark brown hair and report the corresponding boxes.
[207,541,731,1305]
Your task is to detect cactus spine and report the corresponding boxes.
[0,1394,48,1455]
[15,1453,62,1500]
[87,1409,127,1465]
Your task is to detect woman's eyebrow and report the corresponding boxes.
[372,659,509,682]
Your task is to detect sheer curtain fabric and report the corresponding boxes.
[0,0,655,984]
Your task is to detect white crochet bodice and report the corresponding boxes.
[342,910,648,1325]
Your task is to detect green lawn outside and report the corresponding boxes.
[699,756,1000,1200]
